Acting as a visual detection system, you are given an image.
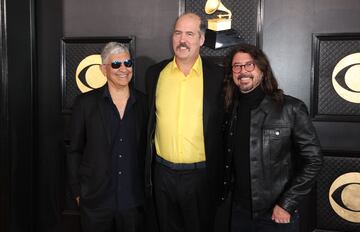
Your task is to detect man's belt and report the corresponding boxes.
[155,155,206,170]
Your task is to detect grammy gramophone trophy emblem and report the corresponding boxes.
[203,0,243,49]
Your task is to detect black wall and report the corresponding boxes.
[0,0,35,231]
[35,0,64,230]
[0,1,9,232]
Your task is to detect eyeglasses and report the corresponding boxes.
[232,62,256,73]
[110,59,133,69]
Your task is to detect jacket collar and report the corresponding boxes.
[257,95,274,114]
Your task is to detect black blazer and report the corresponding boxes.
[144,57,225,203]
[66,85,148,208]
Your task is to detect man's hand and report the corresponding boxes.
[271,205,291,224]
[75,196,80,206]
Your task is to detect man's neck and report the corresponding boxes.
[175,56,198,76]
[238,85,265,109]
[108,84,130,100]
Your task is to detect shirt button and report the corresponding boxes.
[120,138,123,142]
[119,154,123,158]
[118,171,122,175]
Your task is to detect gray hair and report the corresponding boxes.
[101,42,130,64]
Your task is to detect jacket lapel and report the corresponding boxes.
[252,96,272,126]
[202,61,211,137]
[97,86,112,145]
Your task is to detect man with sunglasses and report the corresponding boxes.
[67,42,147,232]
[144,12,224,232]
[222,43,323,232]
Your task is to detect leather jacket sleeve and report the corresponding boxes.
[276,100,323,213]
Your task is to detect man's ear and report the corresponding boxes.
[200,34,205,46]
[100,64,107,76]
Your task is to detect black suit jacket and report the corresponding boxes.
[144,57,225,203]
[67,85,148,208]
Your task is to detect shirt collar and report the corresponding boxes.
[102,85,111,99]
[102,84,136,105]
[171,55,202,76]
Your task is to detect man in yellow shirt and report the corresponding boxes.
[145,12,224,232]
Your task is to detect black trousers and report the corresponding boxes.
[231,202,299,232]
[153,161,215,232]
[80,205,144,232]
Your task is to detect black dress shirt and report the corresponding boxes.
[103,87,144,210]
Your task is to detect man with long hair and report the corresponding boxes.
[222,43,323,232]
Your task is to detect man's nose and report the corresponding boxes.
[179,34,186,42]
[119,63,127,71]
[239,67,248,73]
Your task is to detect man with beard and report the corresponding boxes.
[222,43,323,232]
[145,12,224,232]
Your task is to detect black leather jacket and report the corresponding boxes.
[223,94,323,217]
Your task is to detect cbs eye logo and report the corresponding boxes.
[332,53,360,103]
[328,172,360,223]
[75,54,107,93]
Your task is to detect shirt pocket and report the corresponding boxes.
[263,126,291,162]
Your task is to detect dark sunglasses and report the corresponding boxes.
[110,59,133,69]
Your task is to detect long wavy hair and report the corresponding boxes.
[224,43,284,111]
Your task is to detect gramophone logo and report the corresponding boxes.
[75,54,107,93]
[328,172,360,223]
[332,53,360,103]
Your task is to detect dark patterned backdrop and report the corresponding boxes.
[316,156,360,232]
[312,33,360,121]
[183,0,261,59]
[61,37,134,113]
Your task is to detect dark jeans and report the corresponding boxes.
[231,202,299,232]
[153,161,214,232]
[80,205,144,232]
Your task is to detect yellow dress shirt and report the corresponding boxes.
[155,56,205,163]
